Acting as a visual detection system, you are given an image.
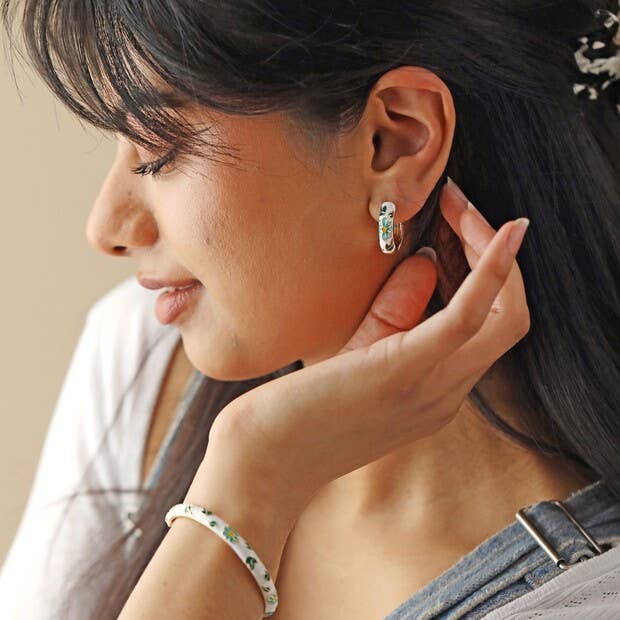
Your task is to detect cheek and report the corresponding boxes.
[159,139,382,377]
[167,171,339,362]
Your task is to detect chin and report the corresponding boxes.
[180,333,299,382]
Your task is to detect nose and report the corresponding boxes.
[85,139,159,256]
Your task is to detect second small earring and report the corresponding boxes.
[378,201,404,254]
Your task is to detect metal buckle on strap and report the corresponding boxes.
[516,500,610,570]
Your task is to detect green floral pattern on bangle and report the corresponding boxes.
[165,503,279,617]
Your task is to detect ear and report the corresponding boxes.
[358,66,456,227]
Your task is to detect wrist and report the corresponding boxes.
[183,450,296,581]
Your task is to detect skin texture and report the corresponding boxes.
[87,66,449,379]
[88,66,596,593]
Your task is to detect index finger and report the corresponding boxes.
[397,217,530,372]
[444,191,529,320]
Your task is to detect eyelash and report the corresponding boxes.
[131,148,177,177]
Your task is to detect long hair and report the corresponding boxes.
[2,1,619,617]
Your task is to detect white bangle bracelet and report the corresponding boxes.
[165,503,279,617]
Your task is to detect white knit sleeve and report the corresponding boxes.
[0,277,181,619]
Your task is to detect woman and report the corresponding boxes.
[1,0,619,618]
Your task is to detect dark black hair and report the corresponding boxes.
[2,0,619,617]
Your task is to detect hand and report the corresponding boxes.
[202,179,531,541]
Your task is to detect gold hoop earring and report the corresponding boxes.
[378,201,404,254]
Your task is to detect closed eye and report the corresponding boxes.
[131,148,177,177]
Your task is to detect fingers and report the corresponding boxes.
[450,199,528,316]
[440,182,501,268]
[429,179,531,369]
[398,215,530,372]
[341,249,437,352]
[445,202,531,376]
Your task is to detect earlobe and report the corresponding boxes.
[363,66,456,224]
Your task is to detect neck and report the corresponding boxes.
[301,367,596,549]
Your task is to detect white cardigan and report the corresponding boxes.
[0,276,618,618]
[0,276,183,618]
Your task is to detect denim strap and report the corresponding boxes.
[384,479,620,619]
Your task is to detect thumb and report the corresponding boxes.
[340,247,438,353]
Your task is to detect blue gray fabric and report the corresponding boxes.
[142,368,205,491]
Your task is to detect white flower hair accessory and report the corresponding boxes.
[572,1,620,115]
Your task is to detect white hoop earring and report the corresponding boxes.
[378,201,404,254]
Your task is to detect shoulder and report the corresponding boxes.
[0,277,182,616]
[31,276,181,488]
[73,275,182,455]
[27,275,182,496]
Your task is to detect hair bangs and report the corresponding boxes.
[2,0,238,161]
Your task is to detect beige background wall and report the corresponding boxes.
[1,49,131,562]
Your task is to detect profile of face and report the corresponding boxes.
[86,66,456,381]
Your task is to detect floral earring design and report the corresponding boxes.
[378,201,404,254]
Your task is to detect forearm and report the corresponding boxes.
[118,455,292,619]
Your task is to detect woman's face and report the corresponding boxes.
[87,106,411,380]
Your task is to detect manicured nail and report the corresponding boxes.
[446,176,468,207]
[415,246,437,263]
[507,218,530,254]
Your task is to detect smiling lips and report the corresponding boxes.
[154,281,203,325]
[137,274,200,291]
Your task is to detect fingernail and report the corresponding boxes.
[507,218,530,254]
[415,246,437,263]
[446,176,468,208]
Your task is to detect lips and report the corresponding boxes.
[160,282,198,294]
[155,281,203,324]
[137,274,200,291]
